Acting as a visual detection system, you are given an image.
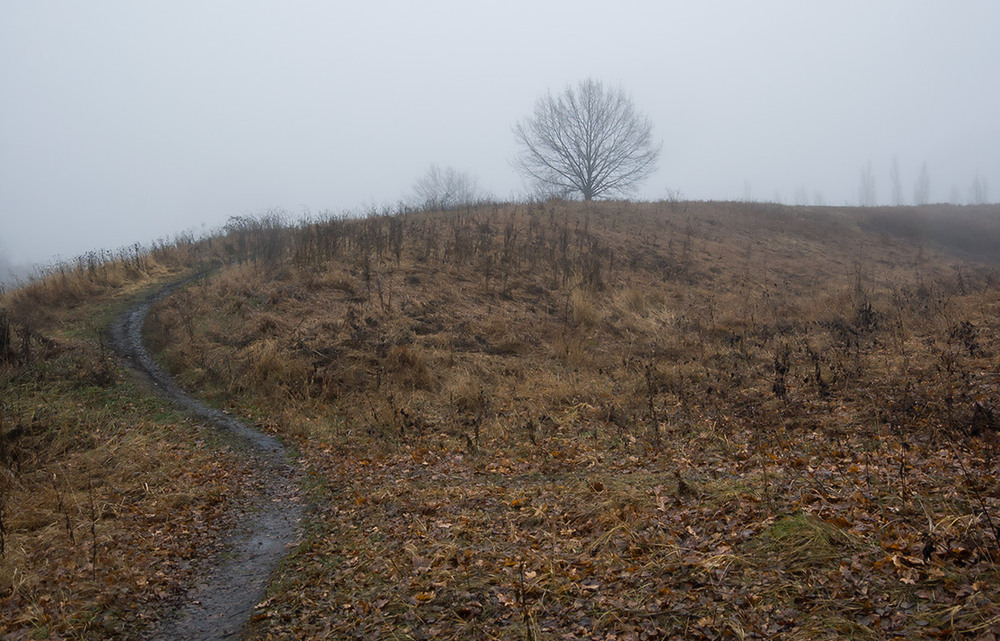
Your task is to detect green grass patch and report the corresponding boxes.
[749,512,862,573]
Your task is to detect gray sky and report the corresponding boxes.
[2,1,998,269]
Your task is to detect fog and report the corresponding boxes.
[2,1,998,273]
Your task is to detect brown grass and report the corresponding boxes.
[140,200,1000,639]
[0,239,256,639]
[7,200,1000,638]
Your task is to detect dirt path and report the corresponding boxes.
[110,275,303,641]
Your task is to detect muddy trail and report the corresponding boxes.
[110,275,304,640]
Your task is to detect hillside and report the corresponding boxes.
[0,244,255,638]
[4,200,1000,639]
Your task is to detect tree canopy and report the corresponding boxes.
[513,79,661,200]
[411,164,479,210]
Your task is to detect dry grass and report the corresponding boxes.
[7,200,1000,638]
[0,241,257,639]
[142,200,1000,639]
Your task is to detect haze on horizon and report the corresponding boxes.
[2,1,998,276]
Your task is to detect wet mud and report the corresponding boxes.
[110,275,303,640]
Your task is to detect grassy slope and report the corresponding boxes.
[4,200,1000,639]
[0,246,256,639]
[149,200,1000,639]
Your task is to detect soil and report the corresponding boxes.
[109,275,304,640]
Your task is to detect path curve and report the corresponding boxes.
[110,274,303,641]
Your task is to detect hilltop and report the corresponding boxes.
[4,200,1000,639]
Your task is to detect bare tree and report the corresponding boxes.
[970,173,990,205]
[858,161,877,207]
[0,245,29,289]
[412,164,479,210]
[0,248,12,289]
[914,162,930,205]
[513,78,661,200]
[890,156,903,206]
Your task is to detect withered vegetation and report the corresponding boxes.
[0,239,257,639]
[151,201,1000,640]
[4,199,1000,639]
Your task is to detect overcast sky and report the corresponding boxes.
[2,1,998,270]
